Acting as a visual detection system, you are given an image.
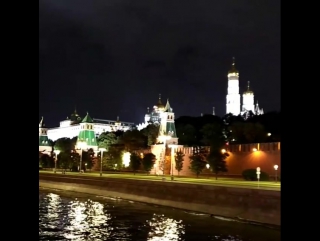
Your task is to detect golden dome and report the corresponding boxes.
[244,81,253,94]
[156,94,165,109]
[228,57,239,74]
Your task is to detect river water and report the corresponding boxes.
[39,188,280,241]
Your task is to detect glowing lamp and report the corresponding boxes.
[274,165,278,170]
[221,149,226,154]
[122,152,131,167]
[206,164,210,169]
[252,148,257,152]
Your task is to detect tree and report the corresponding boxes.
[97,132,118,150]
[201,122,226,147]
[120,130,146,151]
[57,152,71,170]
[82,148,95,170]
[129,152,141,175]
[176,124,197,146]
[39,154,54,168]
[189,146,208,178]
[175,150,185,176]
[141,124,159,146]
[105,144,125,170]
[54,137,74,152]
[207,150,229,180]
[142,153,156,174]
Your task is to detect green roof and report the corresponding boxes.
[77,130,97,146]
[39,136,50,146]
[158,121,177,138]
[82,112,93,123]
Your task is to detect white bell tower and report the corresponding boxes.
[226,57,241,115]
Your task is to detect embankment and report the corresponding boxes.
[39,173,280,226]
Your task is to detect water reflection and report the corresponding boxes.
[147,214,185,241]
[46,193,61,221]
[39,191,280,241]
[64,199,112,240]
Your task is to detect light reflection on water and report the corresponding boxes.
[39,190,280,241]
[147,214,185,241]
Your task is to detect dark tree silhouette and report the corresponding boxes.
[175,150,185,176]
[129,152,141,175]
[142,153,156,174]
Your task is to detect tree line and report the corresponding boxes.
[39,111,280,178]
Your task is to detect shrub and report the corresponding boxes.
[242,169,269,181]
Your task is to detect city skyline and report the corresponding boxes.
[39,1,280,127]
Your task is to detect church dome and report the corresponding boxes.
[243,81,254,94]
[156,94,165,109]
[228,57,239,74]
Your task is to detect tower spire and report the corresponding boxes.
[247,81,250,91]
[147,107,150,114]
[212,107,215,115]
[164,98,172,112]
[39,116,44,127]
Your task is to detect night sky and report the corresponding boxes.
[39,0,280,127]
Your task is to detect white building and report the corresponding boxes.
[137,94,166,130]
[47,109,134,141]
[39,117,52,155]
[226,57,264,117]
[226,57,241,115]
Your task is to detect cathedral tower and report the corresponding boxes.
[226,57,241,115]
[242,81,255,113]
[158,99,178,145]
[76,112,98,151]
[39,117,51,154]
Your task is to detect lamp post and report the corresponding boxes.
[77,141,87,174]
[53,150,60,174]
[256,167,261,188]
[206,163,210,169]
[98,148,106,177]
[274,164,279,183]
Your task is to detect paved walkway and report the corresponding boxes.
[39,170,281,191]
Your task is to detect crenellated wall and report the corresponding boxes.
[150,142,281,177]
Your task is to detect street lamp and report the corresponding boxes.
[53,150,60,174]
[221,149,226,154]
[77,141,87,173]
[206,163,210,169]
[274,164,279,183]
[98,148,106,177]
[158,135,171,176]
[252,148,257,152]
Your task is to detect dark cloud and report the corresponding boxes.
[39,0,280,126]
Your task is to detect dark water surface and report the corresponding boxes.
[39,188,280,241]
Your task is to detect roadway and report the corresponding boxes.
[39,170,281,191]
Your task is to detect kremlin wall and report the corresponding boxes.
[149,142,281,177]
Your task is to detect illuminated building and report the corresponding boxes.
[46,109,134,141]
[226,57,241,116]
[136,94,166,130]
[39,117,52,154]
[76,112,98,151]
[226,57,264,117]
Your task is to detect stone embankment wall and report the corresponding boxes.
[39,173,280,226]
